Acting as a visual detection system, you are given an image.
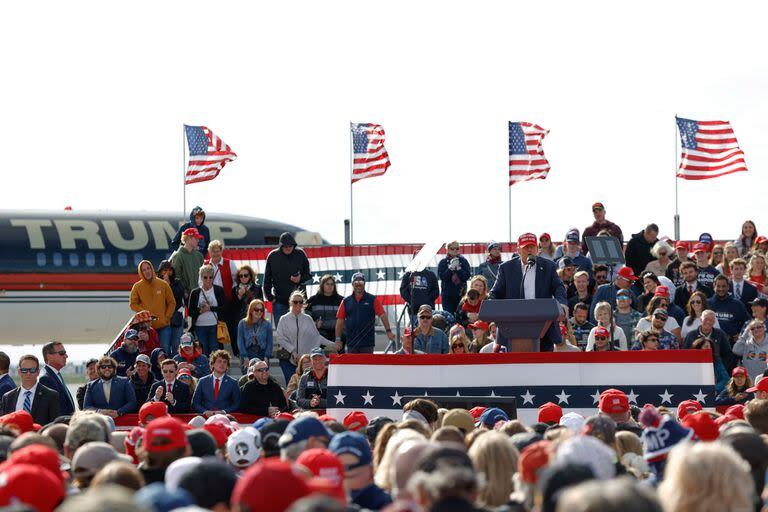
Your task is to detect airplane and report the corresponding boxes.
[0,209,324,345]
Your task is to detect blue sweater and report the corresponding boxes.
[708,294,749,338]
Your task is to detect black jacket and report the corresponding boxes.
[148,380,192,413]
[188,285,228,327]
[1,384,60,427]
[170,206,210,254]
[297,369,328,409]
[262,238,311,305]
[130,372,157,408]
[624,231,656,276]
[306,292,344,341]
[231,282,265,320]
[674,282,714,309]
[239,378,288,416]
[400,270,440,315]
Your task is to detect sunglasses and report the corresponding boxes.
[255,368,269,373]
[690,300,702,304]
[419,316,432,320]
[53,350,67,356]
[253,308,264,313]
[654,315,668,320]
[238,274,250,278]
[451,344,464,349]
[19,368,38,374]
[752,326,766,331]
[594,336,608,341]
[291,300,304,305]
[100,365,115,370]
[162,369,176,373]
[202,276,213,280]
[179,375,191,380]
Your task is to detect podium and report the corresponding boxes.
[479,299,561,352]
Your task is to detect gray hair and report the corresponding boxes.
[65,418,108,451]
[701,309,717,321]
[557,477,662,512]
[280,439,309,462]
[198,264,215,278]
[407,465,480,505]
[651,240,674,259]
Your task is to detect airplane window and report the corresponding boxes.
[36,253,46,267]
[69,253,79,267]
[118,253,128,267]
[101,253,112,266]
[85,253,95,267]
[264,236,281,245]
[52,253,63,267]
[133,253,143,266]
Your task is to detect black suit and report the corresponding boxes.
[1,384,60,426]
[147,380,191,413]
[674,282,714,310]
[730,281,758,311]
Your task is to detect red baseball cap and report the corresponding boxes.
[537,402,563,425]
[518,440,551,484]
[2,445,67,484]
[756,236,768,245]
[726,404,745,420]
[617,267,638,282]
[592,202,605,210]
[732,366,748,378]
[468,320,489,331]
[747,379,768,394]
[276,412,296,422]
[343,411,369,432]
[539,233,551,241]
[182,227,204,239]
[517,233,538,248]
[143,417,188,453]
[469,407,487,420]
[0,463,65,512]
[296,449,346,504]
[139,401,169,426]
[682,412,719,442]
[317,414,335,423]
[232,459,311,512]
[653,286,670,298]
[675,241,689,250]
[691,242,709,255]
[715,414,738,427]
[178,368,193,378]
[676,400,703,421]
[593,326,610,338]
[203,422,231,448]
[598,391,629,415]
[0,411,41,433]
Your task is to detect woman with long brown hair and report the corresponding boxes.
[736,219,758,257]
[306,274,344,343]
[681,290,719,339]
[236,299,272,372]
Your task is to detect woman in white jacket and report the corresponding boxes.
[275,290,330,383]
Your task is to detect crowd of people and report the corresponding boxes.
[0,203,767,510]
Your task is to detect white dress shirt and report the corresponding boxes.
[15,383,37,412]
[520,259,537,300]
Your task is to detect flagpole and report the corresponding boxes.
[674,116,680,240]
[508,180,512,243]
[182,125,187,216]
[349,122,354,245]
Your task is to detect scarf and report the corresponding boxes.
[180,349,202,363]
[487,254,502,265]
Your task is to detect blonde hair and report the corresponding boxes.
[289,290,306,304]
[244,299,266,326]
[469,275,489,300]
[374,428,426,490]
[468,432,520,508]
[208,239,224,251]
[658,442,753,512]
[198,264,215,278]
[594,301,614,325]
[748,252,768,281]
[615,431,643,459]
[450,334,470,354]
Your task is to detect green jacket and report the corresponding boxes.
[171,247,204,296]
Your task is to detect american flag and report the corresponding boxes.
[184,125,238,185]
[509,121,551,185]
[351,123,391,183]
[676,117,748,180]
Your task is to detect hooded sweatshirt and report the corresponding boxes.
[733,334,768,382]
[263,233,311,305]
[170,206,211,253]
[129,260,176,329]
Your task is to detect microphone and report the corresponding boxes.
[526,255,536,268]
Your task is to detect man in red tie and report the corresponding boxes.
[191,350,241,417]
[148,359,191,413]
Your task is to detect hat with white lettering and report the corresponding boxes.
[640,414,693,462]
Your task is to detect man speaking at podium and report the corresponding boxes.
[489,233,568,351]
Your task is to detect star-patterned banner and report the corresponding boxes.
[325,351,716,425]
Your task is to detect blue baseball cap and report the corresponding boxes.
[278,416,332,448]
[328,431,372,469]
[124,329,139,341]
[252,417,274,431]
[478,407,509,428]
[699,233,713,246]
[558,257,575,270]
[351,272,365,283]
[565,230,580,243]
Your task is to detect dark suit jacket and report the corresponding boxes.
[38,365,75,416]
[83,376,138,415]
[0,375,15,399]
[192,374,241,414]
[489,255,567,351]
[674,282,714,310]
[148,380,191,413]
[731,281,758,310]
[1,384,60,426]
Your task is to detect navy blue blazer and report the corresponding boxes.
[0,374,15,400]
[489,255,567,350]
[192,374,241,414]
[730,281,758,311]
[83,376,138,415]
[38,365,75,416]
[148,380,191,413]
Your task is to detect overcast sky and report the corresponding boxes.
[2,1,766,245]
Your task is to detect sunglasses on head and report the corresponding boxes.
[19,367,38,374]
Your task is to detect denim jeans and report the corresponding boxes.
[157,326,172,356]
[195,325,219,356]
[169,325,184,356]
[279,358,297,386]
[272,302,289,328]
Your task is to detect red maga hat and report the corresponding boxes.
[182,227,204,239]
[517,233,538,248]
[617,267,638,282]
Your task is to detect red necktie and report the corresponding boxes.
[167,383,173,395]
[213,378,220,399]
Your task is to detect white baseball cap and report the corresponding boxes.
[225,427,261,469]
